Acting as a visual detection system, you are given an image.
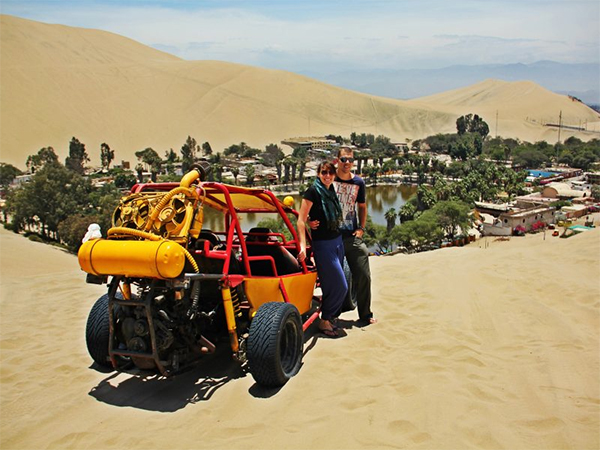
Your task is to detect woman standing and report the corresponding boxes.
[297,161,348,337]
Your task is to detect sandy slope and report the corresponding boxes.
[409,79,600,143]
[0,225,598,450]
[0,15,453,168]
[2,14,599,169]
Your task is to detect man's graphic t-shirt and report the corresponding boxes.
[334,175,366,236]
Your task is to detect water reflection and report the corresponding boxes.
[201,184,417,231]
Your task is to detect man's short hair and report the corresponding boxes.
[337,145,356,157]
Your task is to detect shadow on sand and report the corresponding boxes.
[88,321,349,410]
[88,345,245,412]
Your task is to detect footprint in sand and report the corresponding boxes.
[512,417,565,433]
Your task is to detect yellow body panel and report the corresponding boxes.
[244,271,317,315]
[78,239,185,279]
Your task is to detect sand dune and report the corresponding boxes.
[1,224,598,450]
[0,15,452,168]
[410,79,600,143]
[2,14,599,169]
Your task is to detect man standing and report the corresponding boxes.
[334,146,376,325]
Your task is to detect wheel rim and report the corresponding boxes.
[280,319,300,375]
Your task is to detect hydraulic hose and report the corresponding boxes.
[144,186,198,232]
[108,227,161,241]
[179,168,202,189]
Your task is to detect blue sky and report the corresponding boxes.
[1,0,598,72]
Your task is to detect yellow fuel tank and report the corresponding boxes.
[78,239,186,279]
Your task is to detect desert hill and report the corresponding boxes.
[1,14,599,169]
[409,79,600,142]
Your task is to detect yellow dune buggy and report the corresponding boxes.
[79,165,320,386]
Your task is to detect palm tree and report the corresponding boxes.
[231,167,240,185]
[290,157,298,185]
[214,163,223,182]
[356,151,364,175]
[384,208,397,233]
[243,165,255,186]
[283,159,293,186]
[298,159,306,183]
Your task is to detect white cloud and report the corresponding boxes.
[1,0,598,70]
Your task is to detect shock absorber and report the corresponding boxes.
[187,280,201,320]
[230,288,242,318]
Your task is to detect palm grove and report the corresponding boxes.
[1,114,599,253]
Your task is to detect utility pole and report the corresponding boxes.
[557,110,562,144]
[495,110,498,138]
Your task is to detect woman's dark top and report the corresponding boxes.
[303,185,341,241]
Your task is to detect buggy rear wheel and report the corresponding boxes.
[247,302,303,387]
[86,294,113,368]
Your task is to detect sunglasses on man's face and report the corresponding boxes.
[320,170,335,175]
[339,157,354,163]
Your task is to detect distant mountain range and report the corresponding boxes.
[301,61,600,105]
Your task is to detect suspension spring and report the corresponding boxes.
[231,287,242,318]
[187,280,201,319]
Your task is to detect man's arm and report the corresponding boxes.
[356,202,367,237]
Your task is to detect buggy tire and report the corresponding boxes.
[86,293,114,368]
[247,302,303,387]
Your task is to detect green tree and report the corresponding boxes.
[384,207,397,233]
[416,185,437,211]
[298,159,307,183]
[230,166,240,185]
[392,210,443,251]
[255,216,295,242]
[456,114,489,138]
[181,136,199,172]
[370,222,394,253]
[371,135,397,157]
[290,157,299,184]
[263,144,285,167]
[202,141,213,157]
[282,159,293,185]
[431,200,473,240]
[362,164,378,185]
[100,143,115,170]
[213,163,224,182]
[456,115,468,135]
[7,162,92,239]
[135,163,144,182]
[0,163,22,188]
[26,147,59,173]
[58,183,121,252]
[65,137,90,175]
[512,148,549,169]
[449,135,474,160]
[112,168,137,189]
[399,200,417,223]
[135,147,162,182]
[164,149,179,175]
[244,164,255,186]
[58,214,102,252]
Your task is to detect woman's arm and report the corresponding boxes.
[296,198,313,262]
